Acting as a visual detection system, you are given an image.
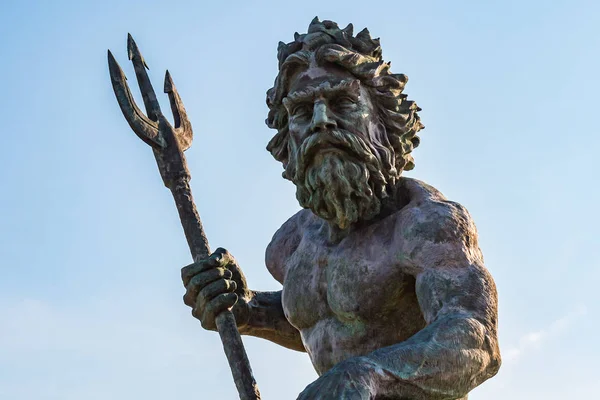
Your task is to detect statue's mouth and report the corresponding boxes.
[304,138,356,160]
[317,144,348,155]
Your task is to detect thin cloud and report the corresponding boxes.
[504,304,587,363]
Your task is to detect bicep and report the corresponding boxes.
[415,262,498,327]
[402,200,498,327]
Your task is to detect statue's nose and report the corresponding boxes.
[310,102,337,133]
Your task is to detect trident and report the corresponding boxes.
[107,35,261,400]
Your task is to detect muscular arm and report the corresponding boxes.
[363,200,501,399]
[240,290,305,352]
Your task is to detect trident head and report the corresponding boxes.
[108,34,194,186]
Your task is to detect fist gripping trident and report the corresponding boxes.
[108,35,261,400]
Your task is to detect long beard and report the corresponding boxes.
[286,128,397,229]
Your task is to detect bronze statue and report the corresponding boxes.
[181,18,501,400]
[109,17,501,400]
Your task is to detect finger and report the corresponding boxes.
[183,268,232,307]
[206,292,238,317]
[182,248,232,286]
[212,247,233,267]
[195,279,237,312]
[190,268,232,291]
[181,258,220,286]
[199,292,238,330]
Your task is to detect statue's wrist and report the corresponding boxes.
[235,290,256,334]
[357,356,407,398]
[338,357,382,391]
[241,290,279,333]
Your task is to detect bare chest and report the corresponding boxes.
[281,225,416,330]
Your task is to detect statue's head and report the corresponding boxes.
[266,18,423,229]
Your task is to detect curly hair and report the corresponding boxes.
[266,18,424,175]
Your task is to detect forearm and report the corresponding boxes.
[240,290,305,352]
[363,316,500,399]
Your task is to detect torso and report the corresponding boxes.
[267,177,443,374]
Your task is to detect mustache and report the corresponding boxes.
[294,129,378,180]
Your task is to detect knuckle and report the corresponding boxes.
[181,265,190,277]
[213,248,232,265]
[222,279,232,291]
[211,249,225,263]
[214,247,228,256]
[181,264,195,284]
[188,274,201,287]
[183,292,193,307]
[182,261,197,272]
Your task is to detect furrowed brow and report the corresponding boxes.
[285,79,361,103]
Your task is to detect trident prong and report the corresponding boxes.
[127,33,163,123]
[164,70,193,151]
[107,49,165,149]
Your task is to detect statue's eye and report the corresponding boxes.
[333,96,356,108]
[291,104,312,118]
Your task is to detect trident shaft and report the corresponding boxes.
[108,34,261,400]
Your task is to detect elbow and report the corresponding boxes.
[484,339,502,379]
[468,323,501,389]
[475,317,501,381]
[447,336,501,398]
[440,316,501,390]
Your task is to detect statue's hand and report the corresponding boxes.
[297,358,377,400]
[181,248,252,331]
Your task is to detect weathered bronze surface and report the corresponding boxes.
[183,18,501,399]
[114,17,501,400]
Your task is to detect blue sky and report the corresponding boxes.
[1,0,598,398]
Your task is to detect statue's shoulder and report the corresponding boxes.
[265,209,313,283]
[396,177,448,205]
[394,177,478,248]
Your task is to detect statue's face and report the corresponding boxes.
[283,64,376,155]
[282,63,391,229]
